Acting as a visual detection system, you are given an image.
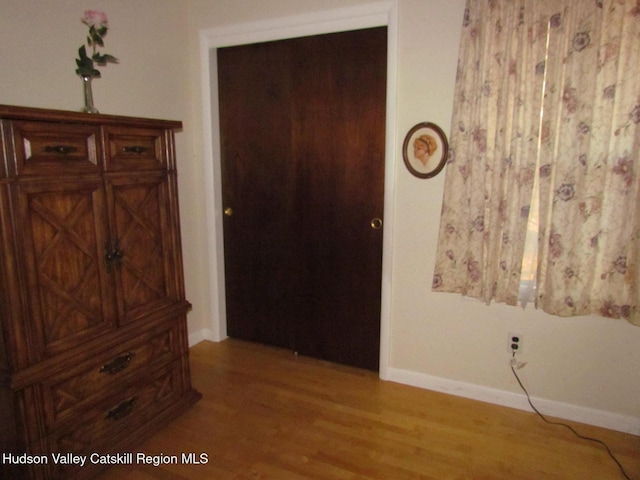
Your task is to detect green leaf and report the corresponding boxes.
[78,45,89,59]
[92,52,118,65]
[76,45,98,76]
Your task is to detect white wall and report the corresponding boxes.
[1,0,638,435]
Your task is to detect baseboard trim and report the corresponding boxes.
[185,327,638,435]
[388,367,639,436]
[188,328,218,347]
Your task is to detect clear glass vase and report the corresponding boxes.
[80,75,99,114]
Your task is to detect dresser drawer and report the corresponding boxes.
[41,324,181,430]
[45,360,186,479]
[11,121,101,176]
[104,126,166,171]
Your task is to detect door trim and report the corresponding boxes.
[198,1,398,380]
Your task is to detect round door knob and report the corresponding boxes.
[370,217,383,229]
[224,207,233,217]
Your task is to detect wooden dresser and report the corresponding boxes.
[0,105,201,479]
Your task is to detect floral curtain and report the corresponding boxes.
[433,0,640,325]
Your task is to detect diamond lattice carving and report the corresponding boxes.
[113,182,168,314]
[28,189,105,345]
[115,184,166,311]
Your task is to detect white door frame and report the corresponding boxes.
[198,1,398,379]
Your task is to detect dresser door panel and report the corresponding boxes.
[106,174,178,323]
[15,179,116,360]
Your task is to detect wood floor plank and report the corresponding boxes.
[94,339,640,480]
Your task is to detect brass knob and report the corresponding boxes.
[224,207,233,217]
[370,217,383,229]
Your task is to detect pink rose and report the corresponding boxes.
[82,10,108,28]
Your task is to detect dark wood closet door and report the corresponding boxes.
[218,27,387,371]
[218,37,297,352]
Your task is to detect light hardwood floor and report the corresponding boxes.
[96,339,639,480]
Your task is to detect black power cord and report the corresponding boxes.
[510,356,633,480]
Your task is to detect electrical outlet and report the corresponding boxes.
[508,332,523,354]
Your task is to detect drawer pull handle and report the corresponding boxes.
[106,397,137,421]
[100,352,135,375]
[44,145,77,155]
[122,146,147,154]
